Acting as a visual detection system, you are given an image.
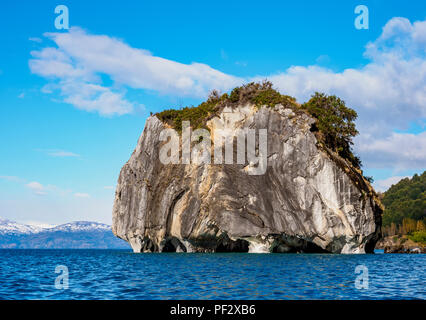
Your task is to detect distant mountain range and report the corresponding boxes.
[0,218,130,249]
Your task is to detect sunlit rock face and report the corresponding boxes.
[112,104,382,254]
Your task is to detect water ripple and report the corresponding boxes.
[0,250,424,299]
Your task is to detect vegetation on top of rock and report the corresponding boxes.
[156,81,297,132]
[301,93,361,168]
[227,81,297,107]
[154,96,220,133]
[381,171,426,237]
[156,81,361,169]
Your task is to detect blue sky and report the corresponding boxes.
[0,0,425,225]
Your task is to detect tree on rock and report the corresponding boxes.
[303,92,361,168]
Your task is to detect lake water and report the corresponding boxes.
[0,249,424,300]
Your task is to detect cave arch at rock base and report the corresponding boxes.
[127,233,356,254]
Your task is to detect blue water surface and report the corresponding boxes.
[0,249,424,300]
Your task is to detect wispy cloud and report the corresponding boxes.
[220,49,228,61]
[47,150,80,157]
[0,176,23,182]
[3,176,74,197]
[315,54,330,64]
[235,61,247,67]
[26,181,47,196]
[103,186,114,190]
[29,37,42,43]
[36,149,80,158]
[74,192,90,198]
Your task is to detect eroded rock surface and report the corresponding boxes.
[112,104,382,253]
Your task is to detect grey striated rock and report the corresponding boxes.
[112,104,382,253]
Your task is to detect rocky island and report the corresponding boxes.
[112,82,382,253]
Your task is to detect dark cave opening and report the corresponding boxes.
[216,238,250,253]
[161,237,186,253]
[270,236,330,253]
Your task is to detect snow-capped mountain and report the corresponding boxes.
[44,221,112,233]
[0,218,49,235]
[0,218,129,249]
[0,218,111,234]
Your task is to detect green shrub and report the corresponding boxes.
[408,230,426,244]
[156,81,297,132]
[156,98,218,132]
[156,82,363,171]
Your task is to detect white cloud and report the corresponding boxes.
[29,18,426,171]
[2,174,74,198]
[26,181,47,196]
[60,80,135,116]
[355,131,426,170]
[374,175,410,192]
[263,55,426,135]
[74,192,90,198]
[26,181,44,190]
[29,27,241,116]
[254,17,426,170]
[263,19,426,123]
[103,186,114,190]
[25,180,71,197]
[31,19,425,123]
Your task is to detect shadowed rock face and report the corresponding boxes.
[112,104,382,253]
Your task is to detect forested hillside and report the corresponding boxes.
[381,171,426,243]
